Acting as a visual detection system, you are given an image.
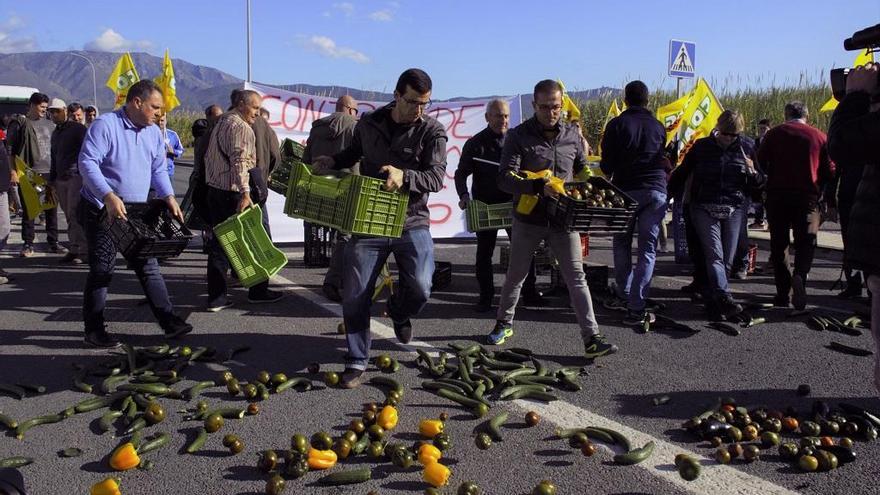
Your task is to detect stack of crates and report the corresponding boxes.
[284,162,409,238]
[214,205,288,287]
[303,222,336,268]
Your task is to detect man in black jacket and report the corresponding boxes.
[827,62,880,393]
[455,99,540,312]
[48,98,88,264]
[600,81,669,326]
[313,69,447,388]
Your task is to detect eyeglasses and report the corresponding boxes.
[402,97,432,109]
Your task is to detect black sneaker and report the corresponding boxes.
[248,289,284,304]
[322,284,342,302]
[339,368,366,389]
[392,319,413,344]
[602,295,628,311]
[584,334,618,359]
[207,296,234,313]
[84,330,121,349]
[791,274,807,311]
[717,297,744,320]
[162,315,193,339]
[486,320,513,345]
[622,310,656,326]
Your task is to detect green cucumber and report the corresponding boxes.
[14,413,64,439]
[368,376,403,395]
[185,427,208,454]
[318,467,372,485]
[484,412,508,441]
[0,456,33,468]
[614,441,655,465]
[137,432,170,454]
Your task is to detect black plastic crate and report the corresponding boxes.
[546,177,637,234]
[106,201,193,261]
[432,261,452,291]
[303,222,336,268]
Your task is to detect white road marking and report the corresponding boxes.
[272,272,799,495]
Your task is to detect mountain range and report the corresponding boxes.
[0,51,619,112]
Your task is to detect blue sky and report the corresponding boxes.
[0,0,878,99]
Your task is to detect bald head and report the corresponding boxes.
[485,99,510,135]
[336,95,358,117]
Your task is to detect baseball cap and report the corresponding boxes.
[48,98,66,110]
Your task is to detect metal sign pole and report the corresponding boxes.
[246,0,252,82]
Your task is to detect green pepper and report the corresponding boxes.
[433,432,452,452]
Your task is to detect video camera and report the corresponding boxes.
[830,24,880,101]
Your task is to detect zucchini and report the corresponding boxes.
[0,412,18,430]
[186,381,216,401]
[436,378,475,395]
[510,375,559,386]
[422,381,468,395]
[479,355,525,371]
[276,377,312,393]
[827,341,873,357]
[74,396,114,414]
[123,417,147,435]
[499,384,551,400]
[0,383,27,400]
[450,343,483,356]
[318,467,372,485]
[99,410,123,433]
[72,365,93,393]
[614,441,655,465]
[117,383,171,395]
[185,427,208,454]
[100,375,128,394]
[137,432,170,454]
[436,388,484,409]
[0,456,33,468]
[509,389,558,402]
[208,407,246,419]
[58,447,83,458]
[368,376,403,395]
[484,412,508,441]
[351,432,371,455]
[587,426,632,451]
[502,367,537,383]
[14,413,64,440]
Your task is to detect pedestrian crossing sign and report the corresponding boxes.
[669,40,696,78]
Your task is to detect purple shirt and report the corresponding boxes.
[78,108,173,207]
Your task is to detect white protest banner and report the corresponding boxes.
[245,81,522,242]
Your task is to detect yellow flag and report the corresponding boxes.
[596,100,623,156]
[820,49,874,112]
[105,52,140,108]
[675,78,724,164]
[656,93,691,145]
[154,49,180,113]
[557,79,582,122]
[14,156,55,220]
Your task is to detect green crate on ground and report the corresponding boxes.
[213,205,288,288]
[284,162,409,238]
[466,200,513,232]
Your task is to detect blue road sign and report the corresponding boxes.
[668,39,696,78]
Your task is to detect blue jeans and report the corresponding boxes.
[613,189,668,312]
[80,199,175,333]
[689,204,746,299]
[342,227,434,370]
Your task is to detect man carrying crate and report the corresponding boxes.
[454,98,542,313]
[203,89,284,311]
[312,69,447,388]
[78,80,192,348]
[488,80,617,361]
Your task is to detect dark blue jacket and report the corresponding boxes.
[684,135,764,207]
[600,106,668,193]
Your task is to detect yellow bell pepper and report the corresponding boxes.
[419,419,444,438]
[377,405,398,430]
[423,461,451,487]
[418,443,442,465]
[108,442,140,471]
[307,448,337,470]
[90,477,122,495]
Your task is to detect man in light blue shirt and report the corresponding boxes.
[78,79,192,348]
[158,113,184,178]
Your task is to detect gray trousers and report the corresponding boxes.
[55,175,87,255]
[497,218,599,342]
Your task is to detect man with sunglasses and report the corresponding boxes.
[758,101,835,311]
[312,69,447,388]
[303,95,359,302]
[487,79,617,361]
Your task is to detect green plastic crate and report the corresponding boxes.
[284,162,408,238]
[213,205,288,287]
[269,139,306,195]
[466,200,513,232]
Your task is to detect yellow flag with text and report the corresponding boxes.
[675,78,724,164]
[105,52,140,108]
[656,93,691,145]
[154,49,180,113]
[820,49,874,112]
[557,79,582,122]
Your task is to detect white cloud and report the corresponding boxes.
[300,35,370,64]
[332,2,355,17]
[84,28,154,52]
[368,9,393,22]
[0,14,37,53]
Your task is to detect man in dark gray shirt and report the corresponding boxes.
[303,94,358,302]
[489,79,617,362]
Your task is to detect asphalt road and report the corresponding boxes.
[1,177,878,495]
